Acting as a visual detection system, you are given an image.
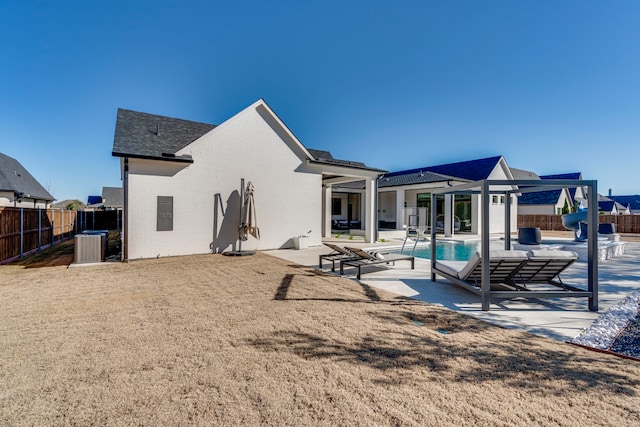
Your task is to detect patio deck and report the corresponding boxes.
[266,235,640,342]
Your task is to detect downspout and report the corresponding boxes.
[122,157,129,262]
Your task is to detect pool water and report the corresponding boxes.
[393,240,505,261]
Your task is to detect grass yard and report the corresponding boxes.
[1,251,639,426]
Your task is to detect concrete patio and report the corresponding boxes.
[266,235,640,342]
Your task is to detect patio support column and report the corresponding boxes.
[322,184,332,238]
[444,194,453,237]
[364,178,376,243]
[481,180,490,311]
[395,189,405,230]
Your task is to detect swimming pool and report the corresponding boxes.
[391,240,505,261]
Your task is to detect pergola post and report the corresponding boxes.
[430,192,437,282]
[480,180,491,311]
[504,191,511,250]
[587,180,599,311]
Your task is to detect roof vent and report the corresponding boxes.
[148,122,160,135]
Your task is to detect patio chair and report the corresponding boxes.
[513,250,579,290]
[433,250,529,288]
[434,214,461,233]
[339,247,415,280]
[319,243,359,272]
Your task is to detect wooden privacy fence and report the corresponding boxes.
[0,207,122,264]
[517,214,640,233]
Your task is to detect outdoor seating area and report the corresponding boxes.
[331,219,362,230]
[432,249,584,298]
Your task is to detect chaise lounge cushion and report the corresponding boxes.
[434,250,529,282]
[527,249,578,259]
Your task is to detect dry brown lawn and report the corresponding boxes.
[1,251,639,426]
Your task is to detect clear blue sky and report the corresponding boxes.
[1,1,639,202]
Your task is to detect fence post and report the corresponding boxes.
[20,208,24,258]
[38,208,42,251]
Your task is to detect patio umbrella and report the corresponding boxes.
[240,181,260,241]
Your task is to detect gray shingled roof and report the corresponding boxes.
[509,168,540,180]
[102,186,123,207]
[0,152,54,201]
[307,148,371,169]
[112,109,216,162]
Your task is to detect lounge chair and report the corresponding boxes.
[513,250,579,290]
[433,250,529,288]
[340,247,415,280]
[319,243,359,272]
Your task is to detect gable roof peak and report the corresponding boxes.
[112,108,216,162]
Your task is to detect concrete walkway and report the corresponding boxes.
[265,236,640,342]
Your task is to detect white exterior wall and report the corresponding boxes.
[484,163,519,234]
[0,191,49,208]
[125,103,322,260]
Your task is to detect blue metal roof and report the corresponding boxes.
[87,195,102,205]
[518,189,563,205]
[382,155,503,184]
[598,200,616,212]
[540,172,582,201]
[610,195,640,210]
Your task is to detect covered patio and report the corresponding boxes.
[307,150,386,244]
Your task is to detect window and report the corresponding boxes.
[492,195,499,204]
[331,198,341,215]
[157,196,173,231]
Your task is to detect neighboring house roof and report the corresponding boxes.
[0,152,54,201]
[509,168,540,180]
[52,199,85,209]
[610,195,640,210]
[112,108,217,162]
[87,195,102,205]
[102,186,123,207]
[539,172,582,180]
[518,189,564,205]
[598,200,617,213]
[540,172,583,202]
